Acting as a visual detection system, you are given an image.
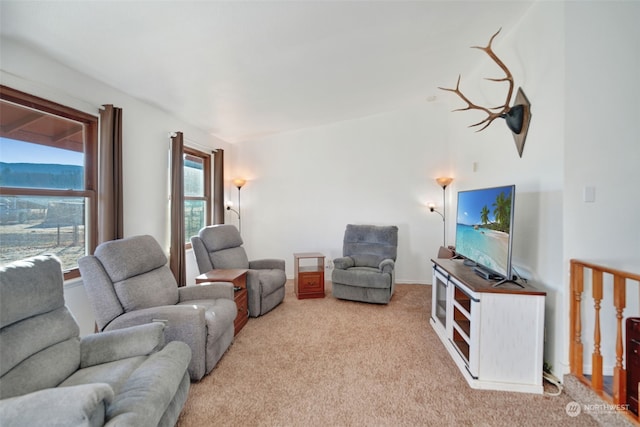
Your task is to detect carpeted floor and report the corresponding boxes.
[177,281,598,426]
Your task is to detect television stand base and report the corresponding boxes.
[492,278,525,289]
[473,266,501,280]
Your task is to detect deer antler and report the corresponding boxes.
[438,29,514,132]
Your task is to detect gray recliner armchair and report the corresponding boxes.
[332,224,399,304]
[78,235,236,381]
[191,224,286,318]
[0,255,191,427]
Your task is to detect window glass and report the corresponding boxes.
[0,89,97,278]
[184,154,204,197]
[1,138,84,189]
[183,148,210,245]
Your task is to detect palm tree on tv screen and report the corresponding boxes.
[491,191,511,233]
[480,205,490,225]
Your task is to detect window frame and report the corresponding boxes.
[0,86,98,280]
[183,146,211,249]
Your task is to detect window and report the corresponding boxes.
[183,146,211,246]
[0,86,98,279]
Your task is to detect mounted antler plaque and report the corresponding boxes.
[439,29,531,157]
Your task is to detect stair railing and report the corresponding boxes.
[570,259,640,419]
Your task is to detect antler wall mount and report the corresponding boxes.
[439,29,531,157]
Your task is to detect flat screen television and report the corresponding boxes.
[455,185,516,283]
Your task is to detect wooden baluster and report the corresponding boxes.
[592,269,603,391]
[571,261,584,376]
[613,274,627,405]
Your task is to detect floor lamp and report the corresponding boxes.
[430,177,453,246]
[227,178,246,234]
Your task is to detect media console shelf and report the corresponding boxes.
[430,258,546,394]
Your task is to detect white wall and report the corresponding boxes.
[234,102,450,284]
[564,2,640,269]
[445,0,640,378]
[1,38,232,335]
[563,2,640,374]
[444,1,567,375]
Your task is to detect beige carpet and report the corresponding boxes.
[177,281,597,426]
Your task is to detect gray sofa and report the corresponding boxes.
[78,235,236,381]
[191,224,286,317]
[0,255,191,427]
[332,224,399,304]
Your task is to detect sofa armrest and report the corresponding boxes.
[0,383,114,427]
[104,306,206,376]
[80,322,165,368]
[179,282,234,301]
[249,259,285,271]
[379,258,395,274]
[105,342,191,427]
[333,256,354,270]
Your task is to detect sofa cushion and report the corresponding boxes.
[114,266,179,312]
[210,247,249,269]
[199,224,243,252]
[332,267,391,289]
[343,224,398,262]
[0,255,65,328]
[95,235,168,283]
[59,356,147,396]
[0,338,81,399]
[1,306,79,378]
[351,254,383,269]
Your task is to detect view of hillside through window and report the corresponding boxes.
[0,137,86,271]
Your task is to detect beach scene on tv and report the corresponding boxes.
[455,186,514,278]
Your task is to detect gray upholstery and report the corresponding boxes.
[331,224,399,304]
[0,255,191,427]
[191,224,286,318]
[78,235,236,381]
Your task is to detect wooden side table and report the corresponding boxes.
[294,252,325,299]
[195,268,248,336]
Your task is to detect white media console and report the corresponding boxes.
[430,258,546,394]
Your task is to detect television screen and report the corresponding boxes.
[455,185,515,280]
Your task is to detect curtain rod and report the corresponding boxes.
[168,132,217,153]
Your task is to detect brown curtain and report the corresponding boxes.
[170,132,186,286]
[213,149,224,224]
[98,105,123,244]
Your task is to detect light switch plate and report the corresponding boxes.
[583,186,596,203]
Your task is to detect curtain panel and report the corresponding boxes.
[213,149,224,224]
[170,132,186,286]
[98,105,123,244]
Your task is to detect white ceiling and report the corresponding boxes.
[0,1,534,143]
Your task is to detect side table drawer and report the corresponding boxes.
[299,272,323,292]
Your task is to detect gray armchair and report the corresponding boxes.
[0,255,191,427]
[78,235,236,381]
[332,224,399,304]
[191,224,286,317]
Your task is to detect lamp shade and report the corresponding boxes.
[435,177,453,189]
[233,178,246,189]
